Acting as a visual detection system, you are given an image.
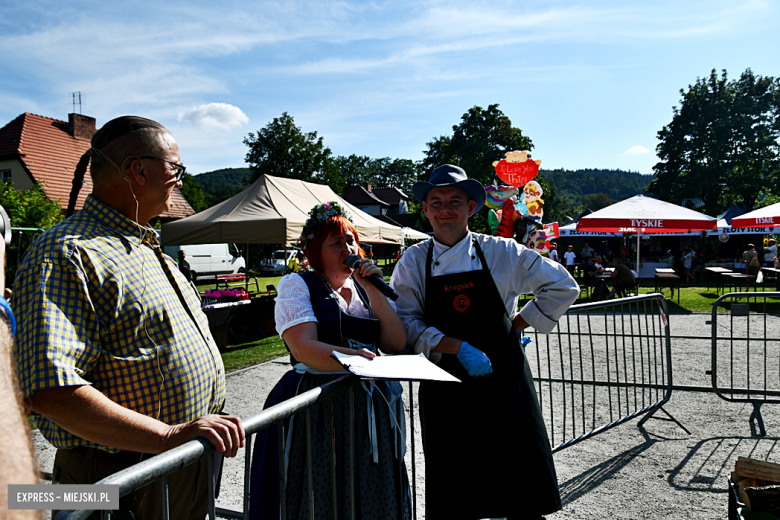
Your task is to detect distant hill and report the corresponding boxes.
[192,168,253,206]
[541,168,654,206]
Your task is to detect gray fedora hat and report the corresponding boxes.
[413,164,486,212]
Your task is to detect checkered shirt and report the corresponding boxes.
[14,195,225,452]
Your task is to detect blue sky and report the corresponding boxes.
[1,0,777,176]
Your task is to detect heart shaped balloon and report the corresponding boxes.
[493,150,541,187]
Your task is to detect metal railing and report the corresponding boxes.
[60,375,363,520]
[61,293,683,518]
[525,293,687,453]
[711,291,780,436]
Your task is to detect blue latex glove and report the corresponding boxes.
[516,332,532,349]
[456,342,493,377]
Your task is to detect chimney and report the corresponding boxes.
[365,183,372,192]
[68,113,96,140]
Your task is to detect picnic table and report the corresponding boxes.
[201,299,252,349]
[705,266,733,295]
[216,273,260,293]
[761,267,780,291]
[722,272,757,293]
[654,273,680,305]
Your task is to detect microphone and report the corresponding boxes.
[346,254,399,301]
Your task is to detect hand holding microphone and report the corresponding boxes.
[345,254,399,301]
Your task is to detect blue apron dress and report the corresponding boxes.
[419,237,561,519]
[249,272,411,520]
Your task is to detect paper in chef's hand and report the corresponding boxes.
[331,351,460,383]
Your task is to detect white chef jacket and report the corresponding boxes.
[390,232,580,363]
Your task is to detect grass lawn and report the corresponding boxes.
[221,335,287,373]
[210,269,780,373]
[573,280,780,314]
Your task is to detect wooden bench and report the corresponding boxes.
[216,273,260,293]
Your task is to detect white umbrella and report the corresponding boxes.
[577,195,717,273]
[730,202,780,229]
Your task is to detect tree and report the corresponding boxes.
[179,172,209,213]
[421,104,533,188]
[729,70,780,211]
[0,182,62,231]
[648,68,780,215]
[333,155,376,195]
[333,155,421,196]
[244,112,339,186]
[0,182,64,285]
[420,104,566,229]
[581,193,614,212]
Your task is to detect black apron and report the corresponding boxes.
[419,237,561,520]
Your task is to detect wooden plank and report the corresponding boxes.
[735,457,780,483]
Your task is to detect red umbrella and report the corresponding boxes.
[577,195,717,274]
[730,201,780,228]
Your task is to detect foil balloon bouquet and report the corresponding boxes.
[485,151,559,254]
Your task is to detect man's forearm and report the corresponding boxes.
[26,385,176,454]
[25,385,244,457]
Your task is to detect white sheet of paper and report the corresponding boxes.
[331,351,460,383]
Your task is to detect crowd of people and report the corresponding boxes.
[2,118,580,519]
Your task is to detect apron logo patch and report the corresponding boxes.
[453,294,470,312]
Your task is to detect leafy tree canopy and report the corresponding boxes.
[0,182,62,231]
[421,104,533,188]
[188,168,253,208]
[333,155,420,196]
[419,104,574,227]
[244,112,339,187]
[0,182,64,283]
[179,172,209,213]
[543,168,653,219]
[648,68,780,215]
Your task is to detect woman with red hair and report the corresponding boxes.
[250,201,411,520]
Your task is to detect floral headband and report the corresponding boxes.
[300,201,353,250]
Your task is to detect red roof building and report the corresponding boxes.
[0,112,194,219]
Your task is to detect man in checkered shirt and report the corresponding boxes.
[14,116,244,518]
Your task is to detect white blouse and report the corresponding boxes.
[274,273,397,337]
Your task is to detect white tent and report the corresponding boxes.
[161,174,428,246]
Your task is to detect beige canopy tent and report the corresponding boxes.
[161,174,428,246]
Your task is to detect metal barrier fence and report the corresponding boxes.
[711,291,780,436]
[526,293,686,452]
[60,375,364,520]
[60,293,682,518]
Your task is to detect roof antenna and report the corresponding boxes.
[71,92,82,114]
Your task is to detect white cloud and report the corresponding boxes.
[178,103,249,130]
[625,145,650,156]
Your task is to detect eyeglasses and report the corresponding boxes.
[139,156,186,182]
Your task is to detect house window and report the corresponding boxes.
[0,170,10,183]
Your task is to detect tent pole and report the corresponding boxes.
[636,233,640,277]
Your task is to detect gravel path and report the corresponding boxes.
[32,312,780,519]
